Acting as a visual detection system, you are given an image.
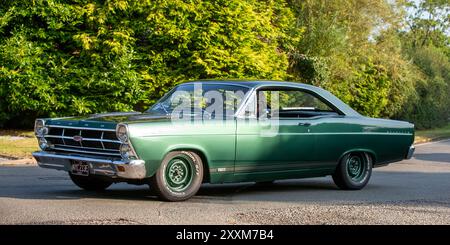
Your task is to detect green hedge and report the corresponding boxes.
[0,0,298,127]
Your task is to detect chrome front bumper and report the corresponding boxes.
[32,151,146,179]
[406,146,415,159]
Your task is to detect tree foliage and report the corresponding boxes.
[397,0,450,129]
[0,0,298,127]
[287,0,417,118]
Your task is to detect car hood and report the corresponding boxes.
[45,112,171,130]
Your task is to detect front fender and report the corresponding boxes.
[130,136,215,178]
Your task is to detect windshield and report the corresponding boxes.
[147,83,250,119]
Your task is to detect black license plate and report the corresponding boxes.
[70,160,90,176]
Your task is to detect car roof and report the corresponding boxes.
[179,79,361,117]
[181,79,316,89]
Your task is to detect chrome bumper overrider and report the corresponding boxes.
[32,151,146,179]
[406,146,415,159]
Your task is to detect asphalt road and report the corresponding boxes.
[1,140,450,224]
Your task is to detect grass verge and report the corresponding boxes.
[0,130,38,159]
[414,123,450,144]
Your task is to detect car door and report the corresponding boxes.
[234,87,329,181]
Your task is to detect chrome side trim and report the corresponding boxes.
[249,132,413,136]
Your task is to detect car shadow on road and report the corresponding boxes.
[1,172,450,206]
[414,153,450,163]
[0,176,377,203]
[5,187,160,201]
[0,178,339,202]
[196,179,338,199]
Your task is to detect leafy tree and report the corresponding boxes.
[405,0,449,48]
[0,0,299,127]
[287,0,416,118]
[397,0,450,129]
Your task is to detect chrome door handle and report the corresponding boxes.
[298,122,311,127]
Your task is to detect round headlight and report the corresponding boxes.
[119,143,138,159]
[119,143,135,159]
[38,138,48,150]
[116,124,128,142]
[34,119,48,137]
[120,143,131,153]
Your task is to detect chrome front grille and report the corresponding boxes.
[45,126,121,157]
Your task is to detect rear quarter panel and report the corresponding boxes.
[313,116,414,166]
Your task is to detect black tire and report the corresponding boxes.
[150,151,204,201]
[332,152,372,190]
[69,173,112,191]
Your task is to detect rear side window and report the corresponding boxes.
[257,89,339,118]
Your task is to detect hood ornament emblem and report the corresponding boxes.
[73,135,83,142]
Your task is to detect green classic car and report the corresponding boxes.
[32,80,415,201]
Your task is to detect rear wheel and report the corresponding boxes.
[332,152,372,190]
[69,173,112,191]
[150,151,203,201]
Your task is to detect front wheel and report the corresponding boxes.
[69,173,112,191]
[150,151,204,201]
[332,152,372,190]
